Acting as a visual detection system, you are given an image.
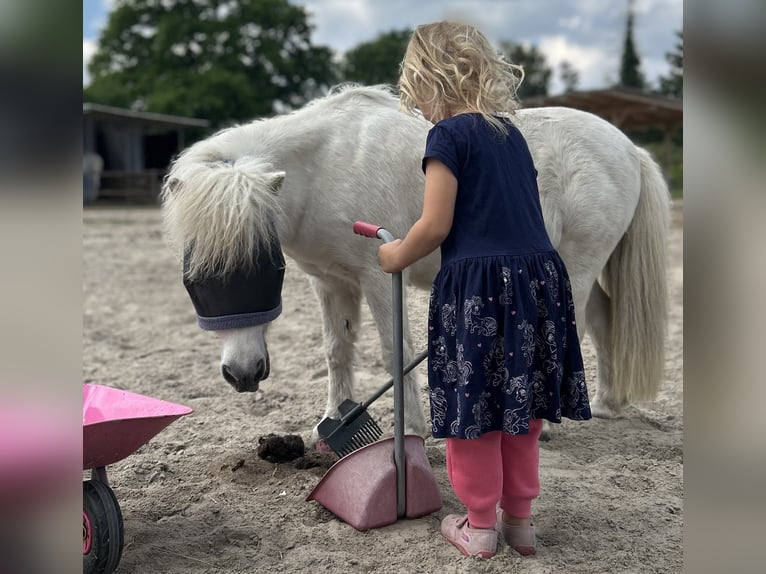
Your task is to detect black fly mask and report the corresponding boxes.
[182,235,286,331]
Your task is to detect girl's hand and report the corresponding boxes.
[378,240,404,273]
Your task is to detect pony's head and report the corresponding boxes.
[161,140,287,392]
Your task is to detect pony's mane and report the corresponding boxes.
[162,155,285,281]
[309,83,400,111]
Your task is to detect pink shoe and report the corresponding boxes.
[495,509,536,556]
[440,514,497,559]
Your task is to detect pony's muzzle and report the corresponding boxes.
[221,359,268,392]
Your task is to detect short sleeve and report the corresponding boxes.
[422,124,461,178]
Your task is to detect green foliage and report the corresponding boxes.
[84,0,338,126]
[619,5,645,89]
[340,29,412,87]
[636,131,683,198]
[658,30,683,98]
[667,163,683,199]
[650,138,683,198]
[500,41,551,98]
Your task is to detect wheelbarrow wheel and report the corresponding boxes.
[83,479,124,574]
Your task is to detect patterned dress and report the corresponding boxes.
[424,114,591,439]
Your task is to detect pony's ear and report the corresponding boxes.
[164,177,181,194]
[267,171,286,195]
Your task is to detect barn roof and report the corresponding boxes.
[83,103,209,129]
[522,86,682,131]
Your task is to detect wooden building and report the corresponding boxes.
[83,104,209,203]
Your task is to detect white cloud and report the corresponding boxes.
[302,0,377,53]
[83,39,97,60]
[537,35,613,94]
[640,56,670,90]
[83,39,97,86]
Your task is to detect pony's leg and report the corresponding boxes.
[361,272,427,437]
[309,275,362,440]
[585,281,622,418]
[539,421,553,442]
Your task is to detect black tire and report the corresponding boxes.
[83,479,124,574]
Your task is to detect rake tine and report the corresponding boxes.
[357,429,375,444]
[335,428,380,458]
[368,430,381,442]
[358,433,371,445]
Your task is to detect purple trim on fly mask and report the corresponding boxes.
[195,302,283,331]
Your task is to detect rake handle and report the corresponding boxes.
[359,349,428,409]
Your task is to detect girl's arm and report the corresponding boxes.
[378,158,457,273]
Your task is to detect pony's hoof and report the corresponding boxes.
[590,397,621,419]
[539,424,552,442]
[309,423,328,447]
[404,426,426,438]
[306,430,332,452]
[404,413,428,438]
[314,439,333,453]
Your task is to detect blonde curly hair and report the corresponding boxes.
[398,21,525,134]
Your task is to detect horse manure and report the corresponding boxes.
[256,433,305,463]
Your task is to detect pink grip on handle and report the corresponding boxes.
[353,221,382,238]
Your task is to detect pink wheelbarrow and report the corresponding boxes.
[82,384,192,574]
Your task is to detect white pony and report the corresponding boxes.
[162,85,670,440]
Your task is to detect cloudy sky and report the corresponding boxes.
[83,0,682,94]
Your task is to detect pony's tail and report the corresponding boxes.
[601,147,671,408]
[161,155,285,280]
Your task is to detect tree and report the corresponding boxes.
[499,41,551,98]
[658,30,683,98]
[619,0,645,89]
[84,0,338,126]
[559,60,579,93]
[340,29,412,87]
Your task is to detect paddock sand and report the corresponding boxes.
[83,203,683,574]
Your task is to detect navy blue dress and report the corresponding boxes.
[424,114,591,439]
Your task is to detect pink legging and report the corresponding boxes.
[445,420,543,529]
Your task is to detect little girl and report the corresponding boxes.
[378,22,592,559]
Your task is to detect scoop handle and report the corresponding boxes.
[351,219,403,515]
[353,221,395,243]
[353,221,383,238]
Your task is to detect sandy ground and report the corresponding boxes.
[83,202,682,574]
